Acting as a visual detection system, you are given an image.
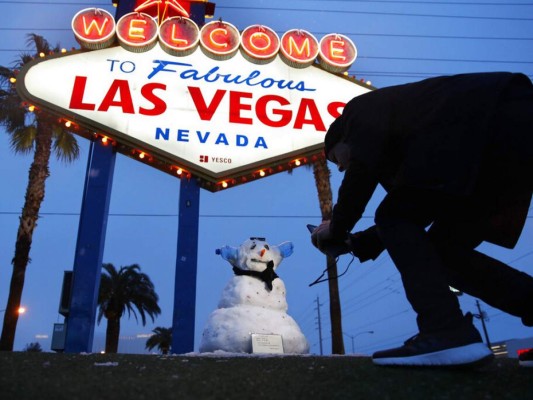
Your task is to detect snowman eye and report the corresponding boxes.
[250,244,256,250]
[264,245,270,250]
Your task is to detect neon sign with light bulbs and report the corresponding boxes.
[16,3,372,192]
[72,8,357,72]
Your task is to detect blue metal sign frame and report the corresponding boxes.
[65,0,204,354]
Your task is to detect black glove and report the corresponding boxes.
[311,221,351,257]
[348,225,385,262]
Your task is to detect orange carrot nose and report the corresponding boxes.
[260,249,266,257]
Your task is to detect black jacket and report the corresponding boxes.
[330,72,533,248]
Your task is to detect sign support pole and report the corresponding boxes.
[64,0,133,353]
[171,1,206,354]
[172,177,200,353]
[65,140,116,353]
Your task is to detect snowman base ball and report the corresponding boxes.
[199,238,309,354]
[200,305,309,354]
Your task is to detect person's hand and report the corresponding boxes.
[311,221,332,250]
[348,226,385,262]
[311,221,350,257]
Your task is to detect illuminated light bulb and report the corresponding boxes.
[366,81,372,86]
[101,136,109,145]
[221,181,228,188]
[176,168,183,176]
[39,52,45,58]
[28,105,35,112]
[259,170,266,177]
[343,71,348,76]
[139,152,145,159]
[9,77,16,84]
[294,159,301,166]
[61,48,67,53]
[65,120,72,128]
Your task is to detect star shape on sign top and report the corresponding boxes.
[135,0,190,24]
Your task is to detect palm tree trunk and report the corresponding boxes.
[105,316,121,353]
[0,122,52,351]
[312,157,345,355]
[326,255,345,354]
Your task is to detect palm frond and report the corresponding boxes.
[97,263,161,328]
[52,127,80,163]
[26,34,51,56]
[145,327,172,353]
[10,125,37,154]
[19,53,35,67]
[0,66,15,82]
[0,77,26,133]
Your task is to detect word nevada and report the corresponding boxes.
[72,8,357,73]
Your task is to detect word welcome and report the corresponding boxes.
[72,8,357,72]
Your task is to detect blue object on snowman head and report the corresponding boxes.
[216,237,294,272]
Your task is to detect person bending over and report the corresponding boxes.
[312,72,533,367]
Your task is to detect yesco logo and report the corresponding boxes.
[200,155,232,164]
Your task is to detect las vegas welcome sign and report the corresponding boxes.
[17,6,372,191]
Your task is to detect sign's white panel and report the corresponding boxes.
[19,44,371,181]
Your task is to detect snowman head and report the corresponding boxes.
[216,237,294,273]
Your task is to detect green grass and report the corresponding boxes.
[0,352,531,400]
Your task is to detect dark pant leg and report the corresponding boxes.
[445,80,533,324]
[429,219,533,327]
[374,188,465,334]
[431,79,533,324]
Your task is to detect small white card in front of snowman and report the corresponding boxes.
[252,333,284,354]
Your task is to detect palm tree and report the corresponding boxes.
[145,326,172,355]
[0,34,80,351]
[312,157,345,355]
[97,263,161,353]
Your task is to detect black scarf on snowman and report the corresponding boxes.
[232,260,278,291]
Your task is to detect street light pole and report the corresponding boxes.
[474,300,492,349]
[343,330,374,353]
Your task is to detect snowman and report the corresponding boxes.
[199,237,309,354]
